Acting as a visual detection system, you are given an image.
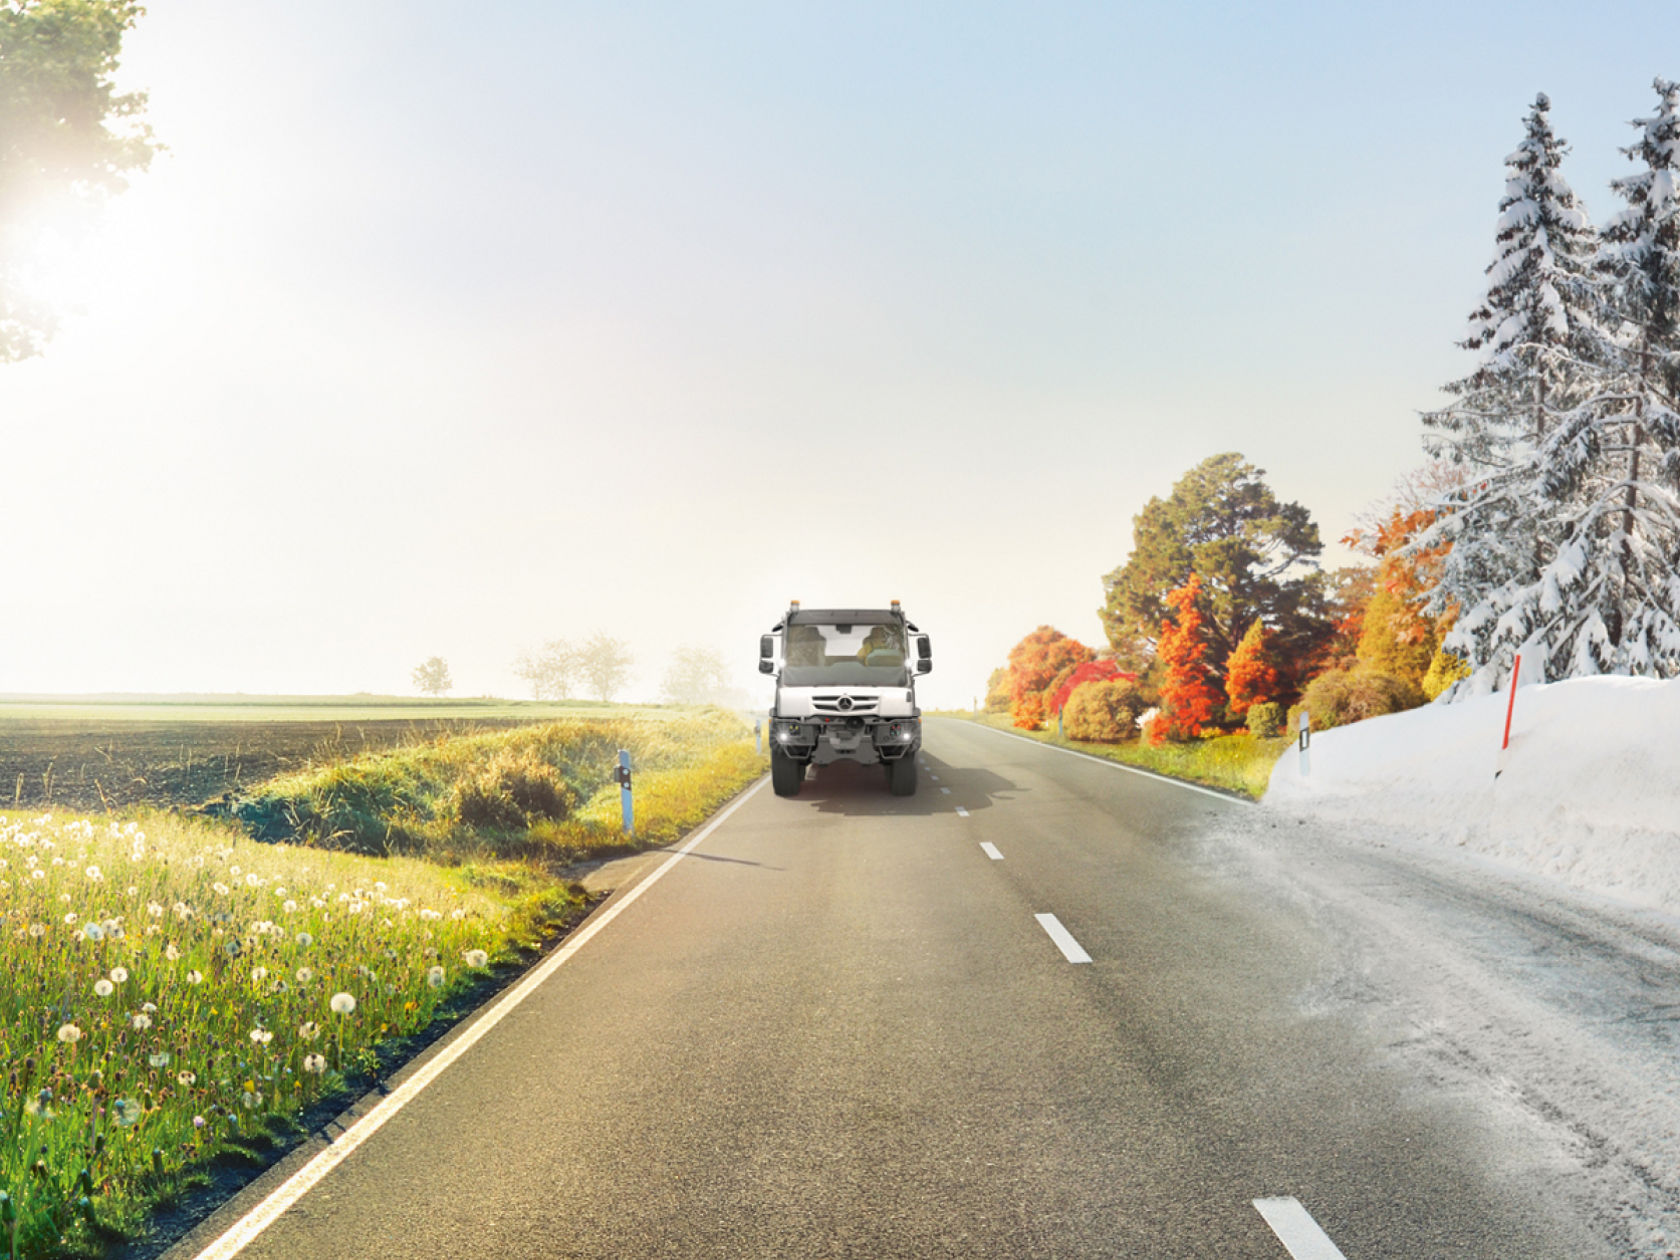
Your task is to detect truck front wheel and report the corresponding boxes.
[771,747,805,797]
[886,755,917,797]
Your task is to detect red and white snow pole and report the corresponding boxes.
[1495,652,1522,779]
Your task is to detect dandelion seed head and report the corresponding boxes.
[94,979,115,997]
[330,992,356,1015]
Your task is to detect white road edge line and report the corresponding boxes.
[188,777,771,1260]
[955,720,1244,805]
[1034,913,1092,963]
[980,841,1004,860]
[1252,1197,1348,1260]
[954,806,969,817]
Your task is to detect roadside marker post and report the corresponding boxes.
[614,750,633,836]
[1496,652,1522,779]
[754,719,762,755]
[1297,709,1310,778]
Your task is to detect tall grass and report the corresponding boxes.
[227,709,767,862]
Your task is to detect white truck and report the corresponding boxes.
[759,600,933,797]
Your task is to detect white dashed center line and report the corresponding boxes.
[1253,1198,1347,1260]
[979,841,1003,860]
[954,806,969,817]
[1034,913,1092,963]
[940,786,951,794]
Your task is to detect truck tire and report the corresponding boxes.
[771,747,804,797]
[887,755,917,797]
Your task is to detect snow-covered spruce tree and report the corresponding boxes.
[1514,78,1680,683]
[1418,92,1603,696]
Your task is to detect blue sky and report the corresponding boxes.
[4,1,1678,705]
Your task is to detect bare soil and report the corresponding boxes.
[0,717,538,813]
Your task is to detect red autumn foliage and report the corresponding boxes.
[1047,660,1137,716]
[1224,619,1281,717]
[1005,626,1095,725]
[1151,573,1225,744]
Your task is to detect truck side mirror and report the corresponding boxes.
[759,635,775,674]
[915,635,932,673]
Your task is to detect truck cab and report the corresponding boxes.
[759,600,932,797]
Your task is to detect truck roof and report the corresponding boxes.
[786,607,903,625]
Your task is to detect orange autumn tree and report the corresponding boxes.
[1005,626,1095,728]
[1344,504,1452,689]
[1224,618,1282,717]
[1150,573,1225,744]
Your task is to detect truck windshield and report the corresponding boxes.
[782,621,908,687]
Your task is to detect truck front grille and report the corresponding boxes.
[811,694,880,713]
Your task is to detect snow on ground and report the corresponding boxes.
[1264,675,1680,916]
[1240,675,1680,1256]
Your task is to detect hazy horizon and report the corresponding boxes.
[6,2,1678,709]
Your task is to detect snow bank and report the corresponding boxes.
[1265,675,1680,915]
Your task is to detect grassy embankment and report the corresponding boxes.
[0,708,766,1258]
[936,710,1289,800]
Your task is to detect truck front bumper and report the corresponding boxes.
[771,715,920,762]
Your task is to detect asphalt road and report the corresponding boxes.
[166,718,1612,1259]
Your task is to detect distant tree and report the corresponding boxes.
[1012,691,1045,731]
[1224,619,1282,718]
[1,0,159,360]
[512,638,578,700]
[1149,574,1224,744]
[983,666,1011,713]
[661,646,731,705]
[578,631,634,702]
[1004,626,1094,725]
[1099,453,1330,684]
[411,656,452,696]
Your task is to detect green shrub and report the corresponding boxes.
[1062,679,1149,743]
[1246,700,1283,739]
[1287,666,1423,734]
